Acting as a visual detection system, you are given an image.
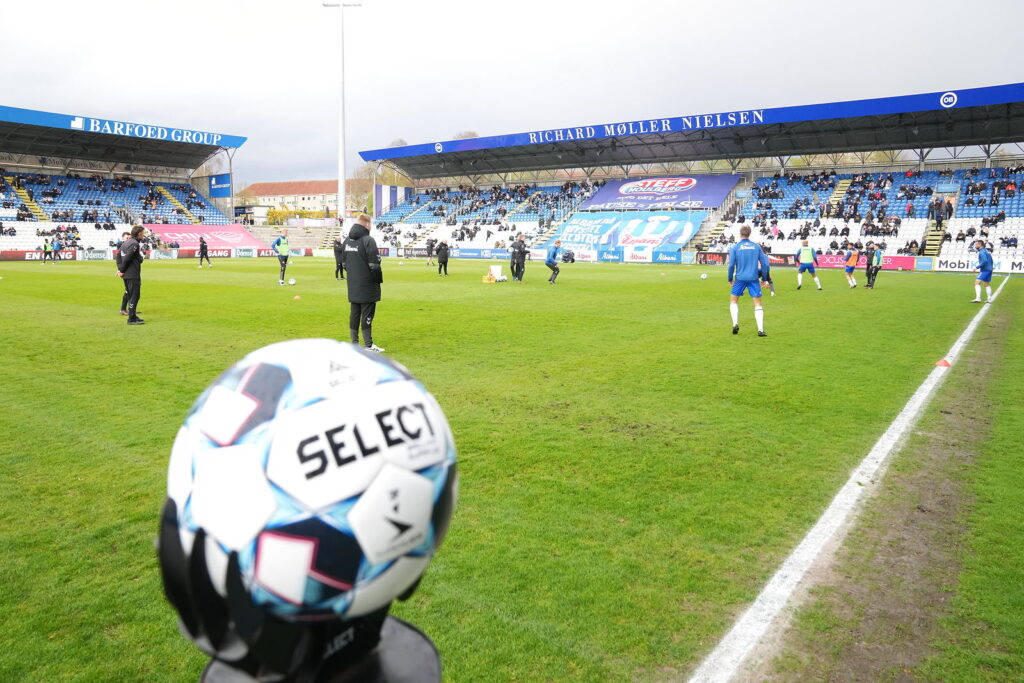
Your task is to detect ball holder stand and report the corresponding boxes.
[158,500,441,683]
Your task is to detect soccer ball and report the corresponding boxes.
[164,339,458,622]
[700,273,708,280]
[288,278,296,285]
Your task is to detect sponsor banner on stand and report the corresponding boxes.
[146,224,265,249]
[935,256,1017,272]
[312,249,334,258]
[815,254,916,270]
[258,248,277,257]
[451,248,483,259]
[80,249,112,260]
[681,251,697,264]
[235,248,256,258]
[696,252,728,265]
[530,248,548,260]
[544,210,706,251]
[573,249,597,262]
[403,248,429,258]
[767,254,798,266]
[151,250,178,260]
[377,248,389,258]
[625,248,653,263]
[578,175,740,211]
[598,249,623,262]
[653,251,682,263]
[915,257,934,271]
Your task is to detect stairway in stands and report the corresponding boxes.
[321,225,342,248]
[921,220,946,256]
[156,186,198,224]
[4,177,48,220]
[826,178,851,216]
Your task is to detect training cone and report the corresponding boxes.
[293,295,301,300]
[935,359,951,367]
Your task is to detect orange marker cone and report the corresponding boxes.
[293,295,302,300]
[935,359,951,367]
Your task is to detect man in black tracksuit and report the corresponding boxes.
[436,240,450,276]
[426,238,435,265]
[333,236,346,280]
[115,231,131,315]
[344,214,384,352]
[198,236,211,267]
[118,225,146,325]
[510,233,527,282]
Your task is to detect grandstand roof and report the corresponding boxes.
[0,105,246,170]
[360,82,1024,180]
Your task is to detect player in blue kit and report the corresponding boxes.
[727,225,770,337]
[545,239,562,285]
[795,239,822,290]
[970,239,994,303]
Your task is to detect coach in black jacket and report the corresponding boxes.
[343,214,384,352]
[436,240,450,276]
[332,236,346,280]
[117,225,146,325]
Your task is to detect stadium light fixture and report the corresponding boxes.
[323,1,362,224]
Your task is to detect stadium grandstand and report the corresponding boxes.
[0,104,258,257]
[361,82,1024,274]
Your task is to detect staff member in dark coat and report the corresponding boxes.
[436,240,450,276]
[332,235,346,280]
[117,225,146,325]
[115,230,132,315]
[344,213,384,352]
[509,233,527,282]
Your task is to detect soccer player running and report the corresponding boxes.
[727,225,770,337]
[270,229,290,285]
[843,244,860,288]
[971,239,994,303]
[795,239,823,290]
[545,239,562,285]
[198,236,211,268]
[510,233,527,282]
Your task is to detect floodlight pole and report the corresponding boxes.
[323,1,361,226]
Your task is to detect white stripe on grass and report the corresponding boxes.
[688,275,1010,683]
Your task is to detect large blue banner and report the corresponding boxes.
[208,173,231,198]
[544,211,706,251]
[579,175,739,211]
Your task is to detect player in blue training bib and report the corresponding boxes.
[727,225,771,337]
[971,239,994,303]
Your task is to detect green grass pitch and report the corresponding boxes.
[0,256,1016,680]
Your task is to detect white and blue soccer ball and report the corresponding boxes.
[700,273,708,280]
[288,278,296,286]
[166,339,457,621]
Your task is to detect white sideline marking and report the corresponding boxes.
[688,276,1010,683]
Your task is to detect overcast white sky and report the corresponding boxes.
[1,0,1021,187]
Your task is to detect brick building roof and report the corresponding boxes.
[242,179,370,197]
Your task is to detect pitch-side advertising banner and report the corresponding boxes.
[815,254,917,270]
[545,211,706,251]
[934,256,1020,273]
[146,224,265,249]
[579,176,739,211]
[0,250,76,261]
